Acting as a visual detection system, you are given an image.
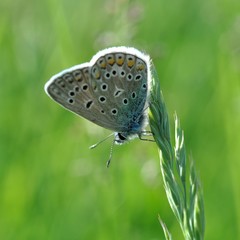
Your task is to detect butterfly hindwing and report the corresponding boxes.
[89,49,149,132]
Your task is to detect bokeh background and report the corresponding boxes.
[1,0,240,239]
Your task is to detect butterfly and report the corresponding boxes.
[44,47,152,166]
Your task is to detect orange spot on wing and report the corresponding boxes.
[127,59,135,68]
[107,56,115,65]
[100,61,106,68]
[73,71,83,81]
[116,58,124,66]
[136,63,145,71]
[95,70,101,79]
[98,58,107,69]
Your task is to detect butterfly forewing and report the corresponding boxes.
[46,65,101,123]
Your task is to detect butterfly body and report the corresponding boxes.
[45,47,151,144]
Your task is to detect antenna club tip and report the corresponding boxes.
[106,159,111,168]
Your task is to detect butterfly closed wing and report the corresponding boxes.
[45,47,151,144]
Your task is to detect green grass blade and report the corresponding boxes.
[149,63,205,240]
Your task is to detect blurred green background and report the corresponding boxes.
[1,0,240,239]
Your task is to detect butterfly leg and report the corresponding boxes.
[141,130,153,136]
[138,131,155,142]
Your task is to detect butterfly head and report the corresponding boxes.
[114,110,148,144]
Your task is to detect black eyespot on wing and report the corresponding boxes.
[142,83,147,89]
[120,70,125,77]
[127,73,133,81]
[123,98,128,105]
[114,89,123,97]
[86,100,93,109]
[68,99,74,104]
[69,91,75,96]
[111,108,118,115]
[105,72,111,79]
[111,70,117,76]
[131,92,136,99]
[135,74,142,81]
[82,84,88,91]
[99,96,106,103]
[101,83,108,91]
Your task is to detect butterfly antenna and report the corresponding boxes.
[106,139,115,168]
[89,133,115,149]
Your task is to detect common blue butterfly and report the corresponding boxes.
[45,47,151,165]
